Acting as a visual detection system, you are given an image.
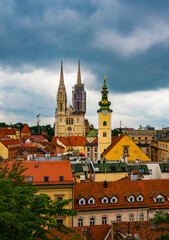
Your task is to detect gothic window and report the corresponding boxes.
[60,103,62,112]
[66,118,68,125]
[77,102,80,111]
[103,121,107,126]
[68,127,72,131]
[71,118,73,125]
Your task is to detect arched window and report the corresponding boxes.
[66,118,68,125]
[103,121,107,126]
[60,103,62,112]
[71,118,73,125]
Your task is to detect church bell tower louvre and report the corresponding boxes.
[97,75,112,158]
[54,59,86,137]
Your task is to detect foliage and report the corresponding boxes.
[111,128,122,136]
[0,161,77,240]
[153,211,169,240]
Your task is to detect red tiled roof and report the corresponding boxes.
[0,133,10,139]
[20,135,47,143]
[21,125,31,133]
[92,137,98,143]
[0,139,21,149]
[101,134,124,157]
[74,179,169,211]
[0,128,19,135]
[1,161,73,185]
[48,224,110,240]
[55,136,88,147]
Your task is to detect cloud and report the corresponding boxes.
[94,21,169,56]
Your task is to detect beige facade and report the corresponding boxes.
[151,140,169,162]
[55,60,86,137]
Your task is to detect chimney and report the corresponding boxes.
[111,221,117,240]
[81,228,89,240]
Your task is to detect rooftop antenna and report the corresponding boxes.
[36,114,40,135]
[120,120,122,129]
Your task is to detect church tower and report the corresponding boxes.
[97,75,112,158]
[72,59,86,114]
[57,60,67,115]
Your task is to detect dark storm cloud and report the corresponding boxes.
[1,0,169,93]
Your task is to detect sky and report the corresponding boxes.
[1,0,169,129]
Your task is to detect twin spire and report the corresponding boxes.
[58,59,82,88]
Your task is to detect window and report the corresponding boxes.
[148,169,152,175]
[166,145,168,149]
[101,197,108,204]
[78,218,83,227]
[156,197,164,203]
[102,216,107,224]
[60,103,62,112]
[71,118,73,125]
[94,153,97,158]
[90,217,95,226]
[145,137,147,140]
[57,197,62,201]
[66,118,68,125]
[28,176,33,182]
[110,197,117,204]
[57,219,63,224]
[138,137,141,140]
[139,213,144,221]
[129,214,134,221]
[77,118,79,123]
[88,197,95,205]
[79,198,86,206]
[87,153,90,158]
[87,147,90,152]
[103,132,107,137]
[44,176,49,182]
[132,137,134,140]
[94,147,97,152]
[116,215,122,222]
[163,144,164,148]
[103,121,107,126]
[137,195,143,202]
[59,176,64,182]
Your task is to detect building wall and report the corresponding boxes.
[37,185,74,227]
[73,208,148,226]
[0,142,8,159]
[89,172,128,182]
[151,140,169,162]
[55,114,85,137]
[104,135,151,162]
[85,145,98,161]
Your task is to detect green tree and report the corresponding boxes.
[0,161,77,240]
[153,211,169,240]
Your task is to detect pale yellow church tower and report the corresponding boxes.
[97,76,112,158]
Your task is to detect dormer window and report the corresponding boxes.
[88,197,95,205]
[101,196,108,204]
[153,194,164,203]
[110,196,117,204]
[127,195,135,203]
[137,195,143,202]
[79,198,86,206]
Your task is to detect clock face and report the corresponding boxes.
[102,110,107,116]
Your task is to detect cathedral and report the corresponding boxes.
[54,59,87,137]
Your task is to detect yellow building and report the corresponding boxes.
[55,60,86,137]
[0,139,22,159]
[97,76,112,158]
[0,127,20,139]
[101,134,151,163]
[21,161,74,227]
[151,133,169,162]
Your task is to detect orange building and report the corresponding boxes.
[0,139,22,159]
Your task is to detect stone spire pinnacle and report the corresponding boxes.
[60,59,64,85]
[77,58,81,85]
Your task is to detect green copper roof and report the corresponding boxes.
[86,129,98,137]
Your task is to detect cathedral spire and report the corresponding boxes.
[59,59,65,87]
[77,58,81,85]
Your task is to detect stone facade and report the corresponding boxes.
[55,60,86,137]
